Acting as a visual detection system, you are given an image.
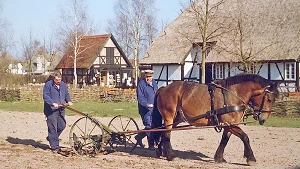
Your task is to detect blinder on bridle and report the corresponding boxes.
[249,86,275,119]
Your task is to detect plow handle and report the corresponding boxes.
[58,104,87,116]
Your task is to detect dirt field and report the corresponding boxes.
[0,111,299,169]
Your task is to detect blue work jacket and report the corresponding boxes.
[43,80,72,115]
[137,78,158,114]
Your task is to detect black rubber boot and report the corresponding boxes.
[147,135,155,150]
[135,133,146,148]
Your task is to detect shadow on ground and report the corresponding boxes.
[6,136,49,150]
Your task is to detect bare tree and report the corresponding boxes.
[20,30,43,74]
[40,33,57,74]
[108,0,158,86]
[0,1,17,74]
[57,0,95,88]
[180,0,227,83]
[106,15,133,61]
[143,14,158,49]
[45,33,60,74]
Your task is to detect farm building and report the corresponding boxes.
[56,34,134,88]
[140,0,300,92]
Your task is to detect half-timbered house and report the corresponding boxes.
[56,34,133,88]
[140,0,300,92]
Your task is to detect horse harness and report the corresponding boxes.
[179,82,274,132]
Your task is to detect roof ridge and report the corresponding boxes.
[83,34,111,39]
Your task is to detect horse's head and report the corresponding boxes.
[250,81,279,125]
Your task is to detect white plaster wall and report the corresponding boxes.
[257,63,268,79]
[184,62,199,79]
[153,65,166,79]
[153,65,167,86]
[185,53,193,62]
[153,65,182,86]
[105,39,114,47]
[184,51,200,80]
[114,48,120,56]
[93,57,100,65]
[229,63,243,76]
[121,57,126,65]
[191,45,202,63]
[168,65,181,80]
[270,63,284,80]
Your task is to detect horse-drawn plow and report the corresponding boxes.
[65,106,141,156]
[64,105,255,157]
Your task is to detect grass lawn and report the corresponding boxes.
[0,101,140,118]
[0,101,299,128]
[253,116,300,128]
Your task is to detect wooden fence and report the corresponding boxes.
[1,85,300,118]
[0,85,136,102]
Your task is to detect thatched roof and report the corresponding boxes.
[141,0,300,65]
[56,34,111,69]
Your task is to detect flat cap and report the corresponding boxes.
[144,69,154,74]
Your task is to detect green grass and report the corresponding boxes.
[0,101,140,118]
[0,101,299,128]
[248,116,300,128]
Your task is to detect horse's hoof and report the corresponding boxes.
[214,158,227,163]
[166,153,176,161]
[155,149,162,158]
[247,160,257,166]
[166,156,174,161]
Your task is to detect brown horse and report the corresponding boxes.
[151,73,279,166]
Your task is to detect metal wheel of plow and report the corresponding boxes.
[69,116,106,156]
[107,115,139,152]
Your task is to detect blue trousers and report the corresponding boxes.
[46,110,66,150]
[139,108,153,137]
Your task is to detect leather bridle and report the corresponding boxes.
[250,88,275,119]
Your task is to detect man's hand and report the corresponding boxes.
[148,104,153,108]
[67,102,73,106]
[53,103,59,108]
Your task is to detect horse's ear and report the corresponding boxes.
[271,81,280,90]
[253,85,270,96]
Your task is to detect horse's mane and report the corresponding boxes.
[217,73,272,88]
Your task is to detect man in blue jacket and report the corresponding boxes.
[43,71,73,152]
[136,69,158,150]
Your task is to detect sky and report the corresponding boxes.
[1,0,184,52]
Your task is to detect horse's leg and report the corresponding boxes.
[214,127,231,163]
[156,139,163,157]
[161,130,176,161]
[229,126,257,166]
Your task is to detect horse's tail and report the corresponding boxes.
[151,87,165,145]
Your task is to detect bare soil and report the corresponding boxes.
[0,111,299,169]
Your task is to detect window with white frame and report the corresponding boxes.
[214,64,224,79]
[285,62,295,80]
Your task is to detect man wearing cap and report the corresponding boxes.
[136,69,158,150]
